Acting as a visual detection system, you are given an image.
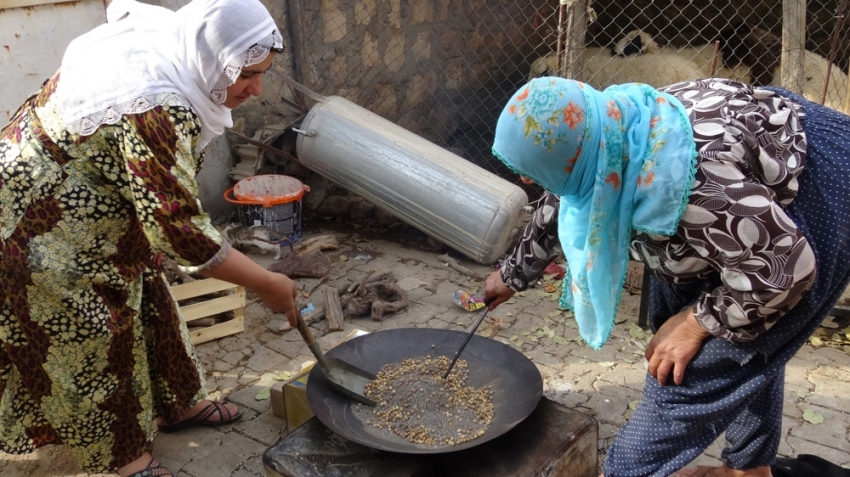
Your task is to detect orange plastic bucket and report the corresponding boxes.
[224,175,309,240]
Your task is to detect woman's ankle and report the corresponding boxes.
[117,452,154,477]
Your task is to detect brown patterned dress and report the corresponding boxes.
[0,73,230,473]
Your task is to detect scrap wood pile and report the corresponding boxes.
[268,233,409,332]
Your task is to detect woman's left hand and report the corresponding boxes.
[645,307,710,386]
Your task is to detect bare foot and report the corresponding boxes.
[155,399,239,426]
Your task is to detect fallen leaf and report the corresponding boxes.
[255,388,271,401]
[628,323,647,340]
[795,390,809,399]
[629,400,640,410]
[338,254,348,262]
[565,321,578,329]
[544,317,552,325]
[548,311,562,318]
[615,316,627,324]
[273,371,293,381]
[598,361,616,367]
[821,316,840,329]
[578,358,588,365]
[522,331,531,336]
[832,333,844,342]
[506,312,514,317]
[510,335,519,341]
[803,409,824,425]
[529,336,538,343]
[553,336,569,345]
[810,336,824,347]
[515,339,525,347]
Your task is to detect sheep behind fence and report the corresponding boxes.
[529,31,849,112]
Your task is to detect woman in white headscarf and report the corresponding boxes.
[0,1,296,475]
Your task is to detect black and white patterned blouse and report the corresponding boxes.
[500,79,817,342]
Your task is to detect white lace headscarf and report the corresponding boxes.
[53,0,283,152]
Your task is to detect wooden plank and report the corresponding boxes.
[170,278,238,301]
[189,315,245,345]
[181,291,246,322]
[321,286,344,332]
[781,0,806,95]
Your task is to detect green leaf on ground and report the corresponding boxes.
[795,390,809,399]
[515,339,525,347]
[803,409,824,425]
[273,371,293,381]
[578,357,588,365]
[810,336,824,347]
[629,400,640,410]
[598,361,616,367]
[548,311,562,318]
[510,335,519,341]
[628,323,647,340]
[553,336,569,345]
[565,321,578,329]
[255,388,271,401]
[338,254,348,262]
[615,316,627,324]
[522,331,531,336]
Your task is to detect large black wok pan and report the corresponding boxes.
[306,327,543,454]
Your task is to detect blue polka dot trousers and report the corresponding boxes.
[603,91,850,477]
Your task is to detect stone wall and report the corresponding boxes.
[283,0,549,175]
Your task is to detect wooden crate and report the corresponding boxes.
[170,278,246,345]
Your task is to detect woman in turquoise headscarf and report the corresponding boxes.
[485,77,850,477]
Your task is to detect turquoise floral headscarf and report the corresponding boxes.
[492,77,697,349]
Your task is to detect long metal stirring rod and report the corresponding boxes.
[442,299,494,379]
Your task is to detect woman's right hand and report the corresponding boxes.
[255,271,298,327]
[483,270,516,310]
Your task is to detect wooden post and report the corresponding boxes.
[822,0,847,105]
[781,0,806,95]
[846,64,850,114]
[563,0,588,79]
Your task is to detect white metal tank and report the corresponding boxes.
[295,95,528,265]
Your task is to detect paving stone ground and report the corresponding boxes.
[2,225,849,476]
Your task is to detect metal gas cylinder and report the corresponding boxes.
[295,95,528,265]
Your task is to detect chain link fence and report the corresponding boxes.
[281,0,849,198]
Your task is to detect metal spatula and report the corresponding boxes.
[443,298,495,379]
[294,310,377,406]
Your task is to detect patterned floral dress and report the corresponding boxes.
[0,73,230,473]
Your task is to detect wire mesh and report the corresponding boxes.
[288,0,850,191]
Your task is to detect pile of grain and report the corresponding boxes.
[352,356,494,447]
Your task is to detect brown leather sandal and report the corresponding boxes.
[156,400,242,434]
[128,457,173,477]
